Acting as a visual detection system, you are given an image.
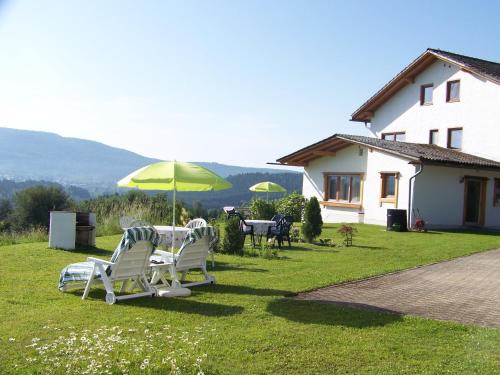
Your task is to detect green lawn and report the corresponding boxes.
[1,224,499,374]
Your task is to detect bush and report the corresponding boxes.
[10,186,71,230]
[249,198,276,220]
[301,197,323,243]
[275,192,305,222]
[221,216,244,255]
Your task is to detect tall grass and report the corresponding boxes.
[77,192,186,236]
[0,227,48,246]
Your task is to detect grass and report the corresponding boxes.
[1,224,499,374]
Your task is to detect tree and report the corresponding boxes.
[301,197,323,243]
[0,199,12,221]
[222,216,244,254]
[11,186,71,230]
[249,198,276,220]
[275,192,305,222]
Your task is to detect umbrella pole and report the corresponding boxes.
[172,188,176,252]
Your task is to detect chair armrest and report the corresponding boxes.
[87,257,114,266]
[154,250,171,257]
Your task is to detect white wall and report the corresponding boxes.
[413,165,500,229]
[303,144,416,225]
[369,60,500,162]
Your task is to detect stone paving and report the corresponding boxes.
[295,248,500,328]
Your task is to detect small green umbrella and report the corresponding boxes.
[249,181,287,201]
[118,160,232,244]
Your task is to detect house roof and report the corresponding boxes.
[275,134,500,171]
[351,48,500,122]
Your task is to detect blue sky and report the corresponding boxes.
[1,0,499,168]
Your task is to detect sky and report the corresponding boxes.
[1,0,499,168]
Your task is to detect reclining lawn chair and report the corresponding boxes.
[150,226,217,292]
[59,226,160,304]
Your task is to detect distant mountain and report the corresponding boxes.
[0,128,297,195]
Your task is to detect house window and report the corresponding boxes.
[382,132,406,141]
[420,84,433,105]
[380,172,399,205]
[494,179,500,206]
[324,173,362,207]
[429,129,439,145]
[446,80,460,102]
[447,127,463,149]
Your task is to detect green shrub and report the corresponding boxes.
[301,197,323,243]
[275,192,305,222]
[221,216,244,255]
[10,186,71,230]
[249,198,276,220]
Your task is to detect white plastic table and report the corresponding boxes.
[154,226,190,249]
[243,220,276,236]
[242,220,276,246]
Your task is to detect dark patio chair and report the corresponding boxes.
[268,215,293,249]
[227,210,255,247]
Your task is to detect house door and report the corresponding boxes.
[463,177,486,225]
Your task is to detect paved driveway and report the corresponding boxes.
[295,249,500,328]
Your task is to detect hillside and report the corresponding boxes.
[0,128,297,195]
[0,179,91,201]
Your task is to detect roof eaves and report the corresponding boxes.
[275,134,339,163]
[419,159,500,171]
[350,50,432,122]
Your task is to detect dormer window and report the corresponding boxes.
[446,80,460,102]
[447,127,463,149]
[420,84,433,105]
[382,132,405,142]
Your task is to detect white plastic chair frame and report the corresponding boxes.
[185,218,216,267]
[66,240,156,304]
[184,218,207,229]
[119,216,150,230]
[151,234,216,289]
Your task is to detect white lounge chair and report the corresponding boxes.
[185,218,207,229]
[150,226,216,293]
[59,227,160,304]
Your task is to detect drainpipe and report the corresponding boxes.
[408,163,424,229]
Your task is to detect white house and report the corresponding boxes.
[275,49,500,230]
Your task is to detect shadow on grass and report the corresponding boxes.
[266,298,402,328]
[197,283,290,297]
[75,289,244,317]
[211,262,269,273]
[57,246,112,257]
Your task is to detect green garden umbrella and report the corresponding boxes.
[118,160,232,246]
[249,181,287,201]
